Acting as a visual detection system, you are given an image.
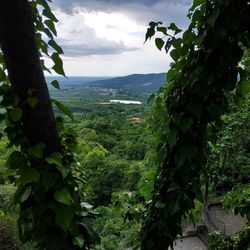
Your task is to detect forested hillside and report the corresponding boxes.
[88,73,166,93]
[0,0,250,250]
[0,86,157,249]
[0,79,249,249]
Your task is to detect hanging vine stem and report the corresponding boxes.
[0,0,95,249]
[141,0,250,249]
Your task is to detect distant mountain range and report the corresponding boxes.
[88,73,166,93]
[46,73,167,94]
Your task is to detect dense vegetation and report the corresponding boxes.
[141,1,250,249]
[0,87,157,249]
[0,80,249,249]
[0,0,249,249]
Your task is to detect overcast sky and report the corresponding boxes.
[48,0,193,76]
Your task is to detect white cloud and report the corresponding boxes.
[54,11,138,57]
[60,44,171,76]
[46,0,192,76]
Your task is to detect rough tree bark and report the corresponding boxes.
[0,0,61,156]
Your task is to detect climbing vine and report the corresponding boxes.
[141,0,250,249]
[1,0,250,249]
[0,0,94,249]
[209,225,250,250]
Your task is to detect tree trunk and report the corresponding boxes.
[0,0,61,156]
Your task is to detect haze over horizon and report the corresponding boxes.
[47,0,192,76]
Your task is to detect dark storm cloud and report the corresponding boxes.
[50,0,193,58]
[51,0,193,28]
[52,0,191,11]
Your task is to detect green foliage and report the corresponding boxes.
[90,157,128,206]
[51,53,66,77]
[207,96,250,195]
[142,0,250,249]
[209,225,250,250]
[93,191,143,250]
[0,0,248,249]
[59,96,155,248]
[51,98,74,120]
[0,1,95,249]
[0,183,15,215]
[222,184,250,220]
[0,138,13,184]
[185,199,203,225]
[137,149,158,201]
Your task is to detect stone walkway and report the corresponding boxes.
[169,202,247,250]
[203,203,247,236]
[170,237,207,250]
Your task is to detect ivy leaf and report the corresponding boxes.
[45,152,62,167]
[48,40,64,55]
[27,97,38,108]
[155,200,166,209]
[157,26,167,35]
[43,172,57,191]
[167,129,177,148]
[168,23,182,34]
[43,7,58,22]
[0,68,6,82]
[56,165,70,179]
[171,38,182,50]
[55,206,74,232]
[183,30,196,45]
[19,167,40,185]
[43,28,53,39]
[51,99,74,120]
[170,49,180,62]
[149,21,162,28]
[50,80,60,89]
[167,68,177,82]
[190,0,205,10]
[10,108,23,122]
[54,188,72,206]
[6,151,27,169]
[144,27,155,43]
[27,143,46,159]
[170,202,180,215]
[45,152,70,179]
[236,79,250,97]
[155,38,165,51]
[44,20,57,36]
[51,53,65,76]
[14,185,32,203]
[73,235,85,248]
